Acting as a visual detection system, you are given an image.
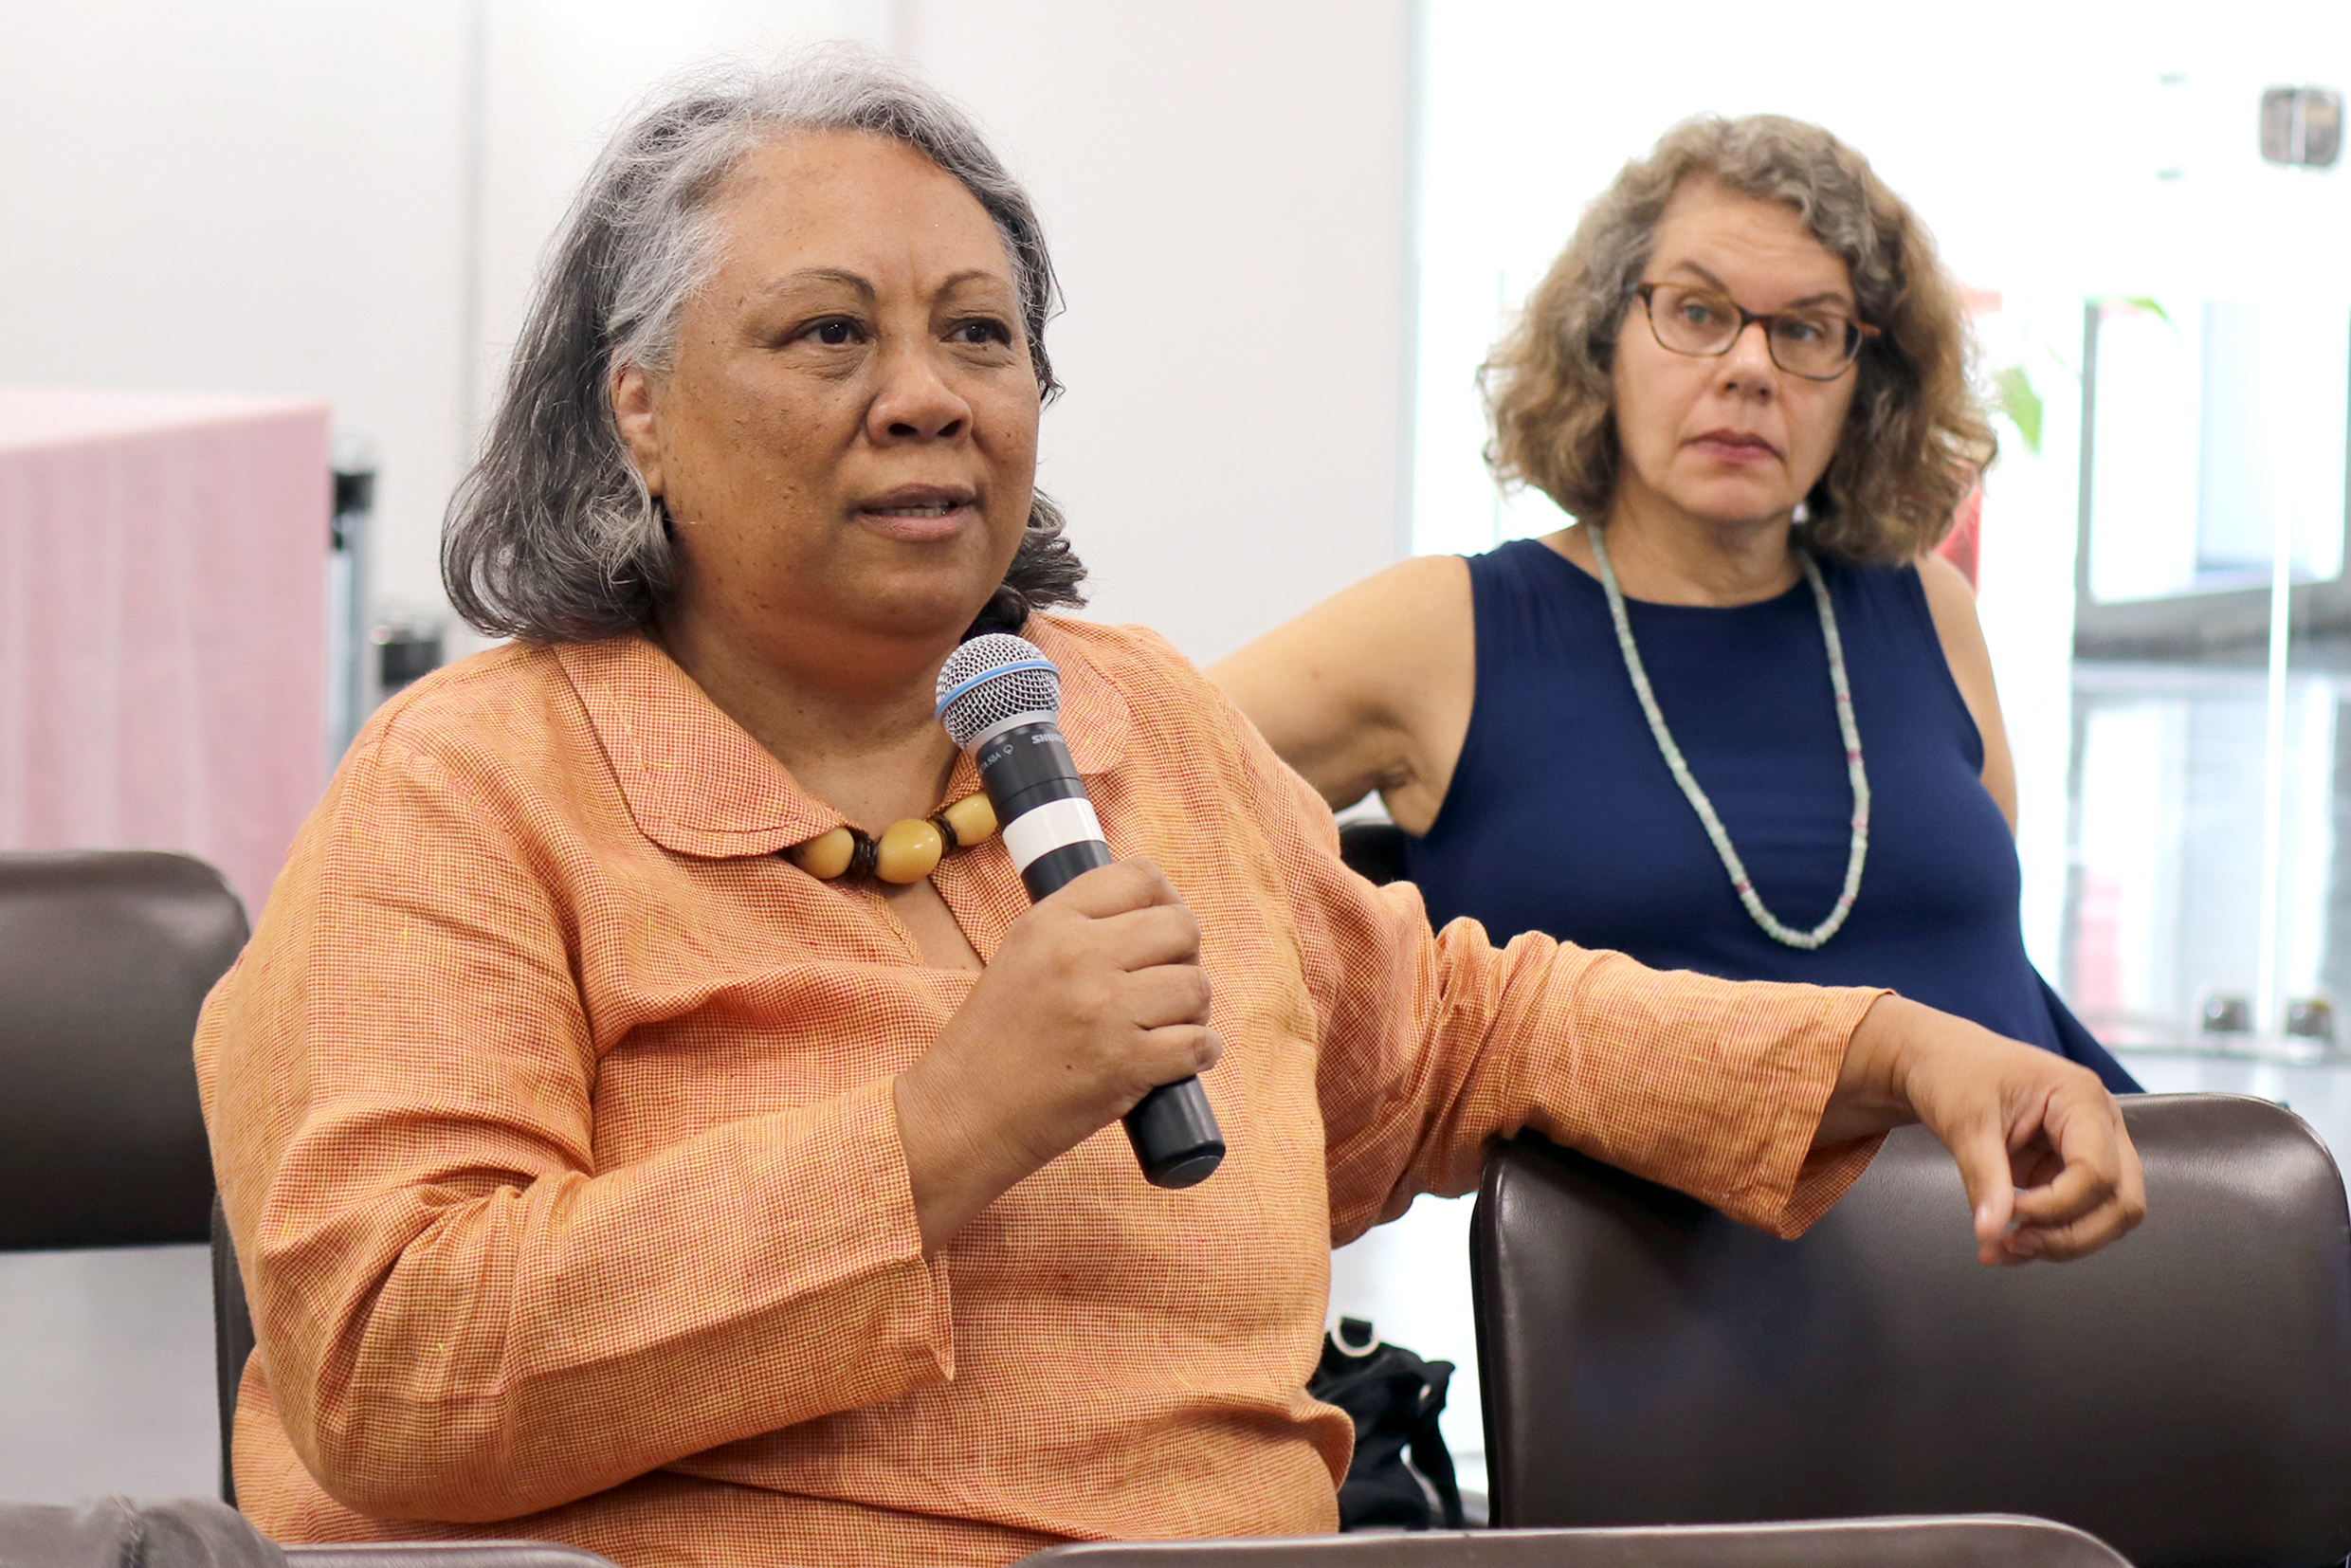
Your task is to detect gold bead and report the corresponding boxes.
[942,793,997,846]
[874,817,945,884]
[793,827,857,881]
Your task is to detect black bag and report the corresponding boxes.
[1307,1316,1466,1531]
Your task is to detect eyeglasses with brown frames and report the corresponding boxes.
[1631,282,1881,381]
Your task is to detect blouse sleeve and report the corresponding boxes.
[196,737,953,1524]
[1220,696,1885,1248]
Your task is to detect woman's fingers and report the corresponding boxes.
[1034,861,1204,972]
[2008,1141,2068,1194]
[2005,1140,2106,1229]
[1121,959,1214,1026]
[1873,995,2146,1267]
[1136,1022,1223,1085]
[1103,903,1206,973]
[2004,1099,2145,1262]
[1048,856,1187,920]
[1944,1113,2019,1256]
[2013,1092,2137,1219]
[1988,1159,2105,1265]
[2007,1121,2117,1228]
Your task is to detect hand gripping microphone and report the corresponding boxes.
[936,633,1227,1190]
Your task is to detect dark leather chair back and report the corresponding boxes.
[0,1498,278,1568]
[1472,1093,2351,1568]
[1014,1515,2128,1565]
[287,1548,621,1568]
[1337,822,1410,887]
[213,1191,257,1504]
[0,850,246,1249]
[0,1513,625,1568]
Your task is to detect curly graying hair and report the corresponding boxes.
[444,46,1084,643]
[1484,114,1996,563]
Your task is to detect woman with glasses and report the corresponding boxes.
[1216,114,2136,1090]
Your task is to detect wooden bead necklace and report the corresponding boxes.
[1587,523,1870,951]
[784,793,1000,885]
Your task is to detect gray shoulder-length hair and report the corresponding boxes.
[444,46,1085,644]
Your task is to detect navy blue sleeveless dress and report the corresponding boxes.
[1401,538,2138,1092]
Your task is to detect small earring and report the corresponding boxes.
[1791,500,1812,525]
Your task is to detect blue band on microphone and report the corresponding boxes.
[934,659,1059,718]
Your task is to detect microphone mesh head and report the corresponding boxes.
[936,633,1063,749]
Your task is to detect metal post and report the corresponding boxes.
[326,466,375,766]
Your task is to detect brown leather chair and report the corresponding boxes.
[0,1500,627,1568]
[1337,821,1411,887]
[0,850,247,1504]
[0,1504,621,1568]
[213,1191,257,1505]
[1472,1093,2351,1568]
[0,849,246,1247]
[1014,1515,2129,1565]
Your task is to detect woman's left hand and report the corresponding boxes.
[1821,994,2147,1266]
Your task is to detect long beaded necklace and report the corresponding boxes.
[1586,525,1869,951]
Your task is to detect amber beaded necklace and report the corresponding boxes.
[785,793,1000,885]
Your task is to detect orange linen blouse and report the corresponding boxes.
[197,616,1883,1568]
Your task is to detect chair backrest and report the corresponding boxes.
[1337,822,1409,887]
[1471,1092,2351,1568]
[213,1191,257,1505]
[0,1498,281,1568]
[0,849,246,1249]
[1014,1515,2128,1565]
[0,1508,625,1568]
[286,1547,622,1568]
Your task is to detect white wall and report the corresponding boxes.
[2,0,1414,669]
[905,0,1415,660]
[1,0,478,619]
[472,0,888,445]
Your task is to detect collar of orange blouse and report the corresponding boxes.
[553,621,1132,861]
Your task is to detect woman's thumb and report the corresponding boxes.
[1952,1120,2015,1248]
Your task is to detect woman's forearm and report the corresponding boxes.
[246,1083,951,1522]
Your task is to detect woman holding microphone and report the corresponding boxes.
[200,65,2140,1568]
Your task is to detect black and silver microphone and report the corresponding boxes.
[936,632,1226,1190]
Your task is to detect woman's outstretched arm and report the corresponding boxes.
[1200,667,2143,1264]
[1209,555,1473,835]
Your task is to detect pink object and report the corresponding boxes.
[1938,482,1983,589]
[0,387,331,920]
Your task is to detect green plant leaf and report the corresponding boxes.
[1992,363,2044,456]
[2112,294,2173,326]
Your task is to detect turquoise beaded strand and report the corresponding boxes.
[1587,525,1870,951]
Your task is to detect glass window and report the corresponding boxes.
[1366,0,2351,1499]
